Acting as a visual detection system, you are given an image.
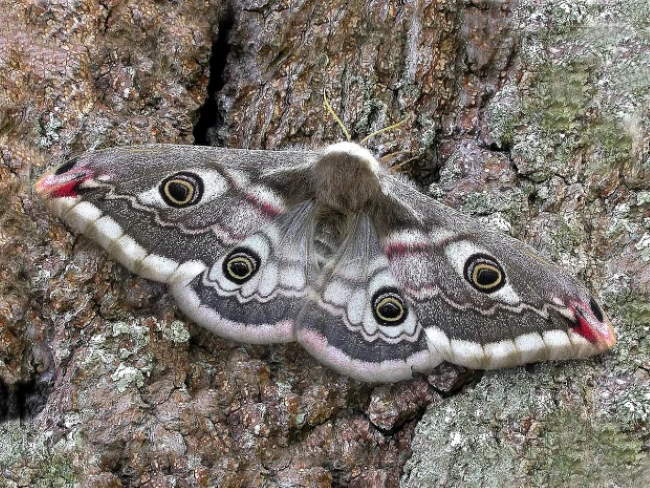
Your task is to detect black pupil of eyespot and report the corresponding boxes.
[371,288,407,326]
[160,172,203,208]
[231,260,250,277]
[464,253,505,293]
[222,248,260,284]
[590,297,604,322]
[379,301,401,319]
[168,182,190,202]
[477,267,499,286]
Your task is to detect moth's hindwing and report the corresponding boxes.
[170,202,317,344]
[296,214,440,382]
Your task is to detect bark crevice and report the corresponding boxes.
[193,7,236,146]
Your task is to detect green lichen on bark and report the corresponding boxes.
[519,60,635,187]
[404,339,648,487]
[609,298,650,378]
[487,1,648,188]
[0,421,75,488]
[526,412,647,487]
[521,297,650,486]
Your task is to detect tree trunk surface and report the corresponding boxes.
[0,0,648,487]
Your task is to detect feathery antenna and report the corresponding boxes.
[322,90,352,142]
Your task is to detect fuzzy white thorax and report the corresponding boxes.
[321,142,382,174]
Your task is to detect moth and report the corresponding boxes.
[35,142,616,382]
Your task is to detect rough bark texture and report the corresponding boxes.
[0,0,648,487]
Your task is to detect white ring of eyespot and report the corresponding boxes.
[444,240,521,305]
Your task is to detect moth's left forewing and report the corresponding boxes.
[35,145,316,281]
[35,145,319,344]
[377,175,616,370]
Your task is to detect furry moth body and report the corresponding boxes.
[35,142,616,382]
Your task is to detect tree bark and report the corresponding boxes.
[0,0,648,487]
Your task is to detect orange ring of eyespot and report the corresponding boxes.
[163,178,195,206]
[471,263,502,290]
[226,255,255,280]
[222,247,260,285]
[375,295,405,323]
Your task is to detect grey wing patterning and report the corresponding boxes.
[35,141,617,382]
[171,202,317,344]
[377,175,616,370]
[296,214,438,382]
[35,144,315,284]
